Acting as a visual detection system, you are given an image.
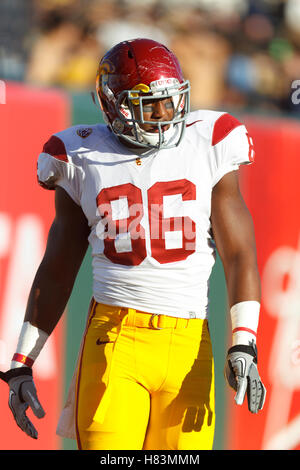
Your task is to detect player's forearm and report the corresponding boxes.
[24,260,77,335]
[10,262,76,368]
[224,252,261,308]
[222,252,261,346]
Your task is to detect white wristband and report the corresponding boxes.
[230,301,260,346]
[11,321,49,368]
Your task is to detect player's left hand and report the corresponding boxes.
[224,340,266,413]
[0,367,45,439]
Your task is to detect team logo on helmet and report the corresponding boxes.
[129,83,150,105]
[97,60,115,94]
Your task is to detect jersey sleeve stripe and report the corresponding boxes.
[212,113,242,146]
[42,135,68,162]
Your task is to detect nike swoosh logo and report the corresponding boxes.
[235,357,246,376]
[9,390,15,404]
[96,339,113,345]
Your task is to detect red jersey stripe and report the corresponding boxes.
[42,135,68,162]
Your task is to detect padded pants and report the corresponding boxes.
[75,301,215,450]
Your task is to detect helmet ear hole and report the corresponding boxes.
[128,50,134,59]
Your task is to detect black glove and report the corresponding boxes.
[224,340,266,414]
[0,367,45,439]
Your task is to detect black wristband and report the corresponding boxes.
[228,342,258,363]
[0,367,32,383]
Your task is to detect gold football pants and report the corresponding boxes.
[75,300,215,450]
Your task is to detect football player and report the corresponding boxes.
[0,38,265,450]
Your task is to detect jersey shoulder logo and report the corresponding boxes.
[76,128,93,139]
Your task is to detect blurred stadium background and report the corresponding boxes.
[0,0,299,451]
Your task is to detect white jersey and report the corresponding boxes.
[37,109,254,320]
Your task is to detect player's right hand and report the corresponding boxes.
[224,340,266,414]
[0,367,45,439]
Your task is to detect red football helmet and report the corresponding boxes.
[96,38,190,149]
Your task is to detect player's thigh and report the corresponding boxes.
[75,306,150,449]
[143,383,215,450]
[79,378,150,450]
[143,322,215,450]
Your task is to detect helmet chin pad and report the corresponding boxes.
[134,123,175,147]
